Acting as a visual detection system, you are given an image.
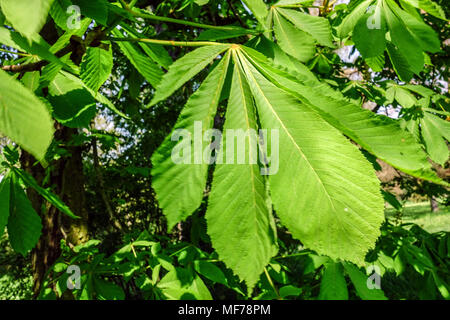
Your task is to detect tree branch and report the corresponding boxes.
[1,38,78,73]
[118,0,256,33]
[108,36,228,47]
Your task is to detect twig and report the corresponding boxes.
[264,267,282,299]
[1,38,76,73]
[107,36,228,47]
[226,0,246,28]
[0,48,32,57]
[118,0,256,33]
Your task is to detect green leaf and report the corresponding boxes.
[272,10,315,63]
[381,190,402,211]
[421,115,449,165]
[49,0,73,31]
[402,0,447,20]
[93,277,125,300]
[279,285,302,298]
[403,84,435,97]
[365,54,385,72]
[276,8,334,47]
[431,271,450,300]
[49,17,91,53]
[424,112,450,141]
[0,27,67,71]
[343,263,387,300]
[21,71,41,92]
[383,0,423,74]
[158,268,212,300]
[149,44,229,106]
[386,42,413,82]
[246,35,318,83]
[242,0,269,28]
[112,29,163,88]
[0,0,54,40]
[80,46,113,92]
[394,86,417,108]
[206,56,277,291]
[7,173,43,255]
[241,47,442,184]
[389,0,441,53]
[47,73,96,128]
[61,70,129,119]
[337,0,373,38]
[319,262,349,300]
[12,167,79,219]
[138,43,173,70]
[151,53,231,229]
[0,7,5,25]
[238,50,385,266]
[352,6,387,58]
[118,23,173,70]
[0,69,54,160]
[197,26,255,41]
[193,260,228,286]
[72,0,108,25]
[0,174,11,235]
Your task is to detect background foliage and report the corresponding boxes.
[0,0,448,300]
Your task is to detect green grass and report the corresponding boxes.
[385,202,450,233]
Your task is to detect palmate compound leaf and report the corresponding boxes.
[240,47,445,185]
[151,52,231,230]
[0,0,54,40]
[149,44,231,107]
[237,49,385,266]
[0,69,54,160]
[206,50,278,292]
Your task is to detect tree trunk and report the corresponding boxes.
[21,126,89,298]
[430,196,440,213]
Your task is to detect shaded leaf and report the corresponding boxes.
[0,69,54,160]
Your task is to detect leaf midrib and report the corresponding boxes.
[238,50,337,211]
